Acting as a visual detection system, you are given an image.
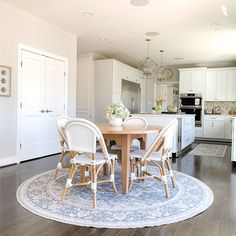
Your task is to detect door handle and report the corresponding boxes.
[46,109,53,113]
[40,109,45,113]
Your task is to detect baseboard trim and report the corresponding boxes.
[0,156,17,167]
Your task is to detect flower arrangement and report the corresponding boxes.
[155,98,163,112]
[104,103,130,119]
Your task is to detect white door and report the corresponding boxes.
[44,57,65,155]
[20,50,65,161]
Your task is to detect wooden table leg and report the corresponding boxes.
[121,134,131,194]
[79,165,86,183]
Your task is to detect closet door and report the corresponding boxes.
[20,50,66,161]
[20,50,45,161]
[44,57,65,155]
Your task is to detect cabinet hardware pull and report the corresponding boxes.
[46,109,53,113]
[40,109,45,113]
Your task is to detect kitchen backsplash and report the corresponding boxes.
[204,101,236,114]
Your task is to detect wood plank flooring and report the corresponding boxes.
[1,141,235,236]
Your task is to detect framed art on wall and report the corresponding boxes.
[0,65,11,96]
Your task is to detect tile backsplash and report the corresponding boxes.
[204,101,236,114]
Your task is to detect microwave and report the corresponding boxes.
[180,93,202,106]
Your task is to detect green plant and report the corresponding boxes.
[155,98,163,111]
[104,103,130,119]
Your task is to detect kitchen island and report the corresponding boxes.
[232,117,236,162]
[135,114,195,157]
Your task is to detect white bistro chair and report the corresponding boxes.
[54,115,71,179]
[111,116,148,152]
[61,118,117,208]
[129,118,178,198]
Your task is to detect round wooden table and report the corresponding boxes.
[97,123,161,194]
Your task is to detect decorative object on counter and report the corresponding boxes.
[212,106,221,114]
[0,65,11,96]
[189,144,227,158]
[228,108,236,115]
[104,103,130,126]
[155,98,163,114]
[167,105,177,113]
[138,39,158,80]
[156,50,173,83]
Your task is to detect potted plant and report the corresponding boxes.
[155,98,163,114]
[104,103,130,126]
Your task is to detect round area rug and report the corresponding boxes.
[16,167,214,228]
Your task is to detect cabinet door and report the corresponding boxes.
[140,78,146,113]
[179,71,190,93]
[191,70,204,93]
[205,70,217,101]
[204,121,213,138]
[227,69,236,101]
[213,120,225,139]
[113,61,122,93]
[216,70,227,101]
[225,117,232,139]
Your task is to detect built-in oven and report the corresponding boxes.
[180,93,202,127]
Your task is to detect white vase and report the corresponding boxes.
[109,118,123,126]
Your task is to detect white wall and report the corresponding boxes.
[0,1,77,166]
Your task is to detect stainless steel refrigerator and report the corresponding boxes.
[122,80,141,114]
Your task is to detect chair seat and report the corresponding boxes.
[74,152,117,165]
[111,144,140,151]
[130,149,163,161]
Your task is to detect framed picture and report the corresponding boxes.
[0,65,11,96]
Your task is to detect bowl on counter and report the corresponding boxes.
[167,106,177,113]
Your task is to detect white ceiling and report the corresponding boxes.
[2,0,236,67]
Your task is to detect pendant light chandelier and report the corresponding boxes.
[156,50,167,82]
[156,50,173,83]
[138,39,158,80]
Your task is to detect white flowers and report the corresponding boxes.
[104,103,130,119]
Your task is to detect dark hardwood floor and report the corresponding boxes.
[1,142,236,236]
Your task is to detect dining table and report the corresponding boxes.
[97,123,161,194]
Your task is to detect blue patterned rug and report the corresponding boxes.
[16,167,214,228]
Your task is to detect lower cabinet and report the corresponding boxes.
[203,116,225,139]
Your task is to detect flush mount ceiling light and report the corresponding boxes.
[130,0,149,6]
[138,39,158,79]
[156,50,173,83]
[82,12,94,17]
[145,31,159,37]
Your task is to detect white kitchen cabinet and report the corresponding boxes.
[94,59,122,122]
[225,116,233,139]
[94,59,143,122]
[227,69,236,101]
[204,115,225,139]
[140,77,146,113]
[179,68,206,94]
[205,69,227,101]
[195,127,203,138]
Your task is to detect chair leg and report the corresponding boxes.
[91,164,97,208]
[61,163,75,201]
[54,151,65,179]
[161,160,169,198]
[111,160,117,193]
[129,159,135,190]
[166,158,176,188]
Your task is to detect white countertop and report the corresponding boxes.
[135,113,195,118]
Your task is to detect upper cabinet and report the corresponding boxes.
[227,69,236,101]
[205,68,236,101]
[205,69,227,101]
[179,68,206,94]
